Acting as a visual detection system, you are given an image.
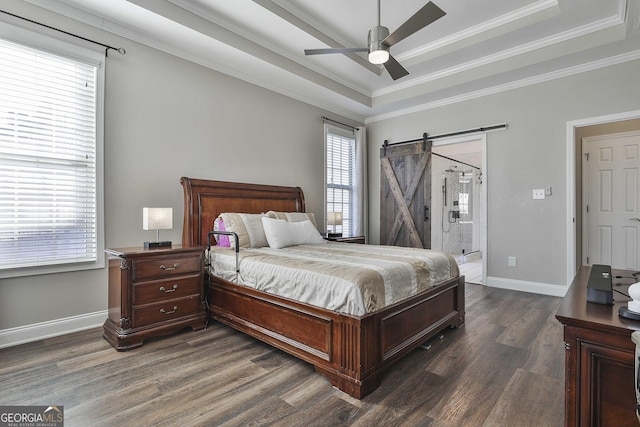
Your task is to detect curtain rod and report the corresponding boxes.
[383,123,507,147]
[0,9,126,56]
[322,116,358,132]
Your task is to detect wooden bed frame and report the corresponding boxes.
[181,176,465,399]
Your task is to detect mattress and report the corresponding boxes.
[207,242,459,316]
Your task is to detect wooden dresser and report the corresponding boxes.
[103,245,206,351]
[555,266,640,426]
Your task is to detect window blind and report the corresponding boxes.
[326,131,355,235]
[0,37,99,271]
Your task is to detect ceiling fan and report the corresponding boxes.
[304,0,446,80]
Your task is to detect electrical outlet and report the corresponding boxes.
[533,189,545,200]
[508,256,517,267]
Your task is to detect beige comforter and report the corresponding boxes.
[207,242,459,316]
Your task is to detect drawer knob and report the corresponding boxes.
[160,306,178,315]
[159,263,179,271]
[159,284,178,293]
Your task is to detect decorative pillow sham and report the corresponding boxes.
[265,211,318,228]
[218,213,269,248]
[261,217,326,249]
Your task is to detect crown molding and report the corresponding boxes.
[398,0,560,61]
[366,49,640,123]
[373,13,626,99]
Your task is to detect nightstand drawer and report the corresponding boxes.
[133,274,201,305]
[133,296,201,328]
[132,255,201,281]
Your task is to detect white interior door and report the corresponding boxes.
[583,131,640,268]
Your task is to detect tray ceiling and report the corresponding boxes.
[19,0,640,122]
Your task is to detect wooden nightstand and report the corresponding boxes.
[324,235,366,244]
[103,245,206,351]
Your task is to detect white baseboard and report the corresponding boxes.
[0,310,107,349]
[486,276,569,297]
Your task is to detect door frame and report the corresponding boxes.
[432,133,487,286]
[566,109,640,285]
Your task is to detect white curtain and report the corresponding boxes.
[354,126,368,240]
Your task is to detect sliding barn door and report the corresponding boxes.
[380,140,432,248]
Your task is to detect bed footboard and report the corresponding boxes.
[206,275,465,399]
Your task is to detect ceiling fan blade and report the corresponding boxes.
[383,1,446,47]
[384,55,409,80]
[304,47,368,55]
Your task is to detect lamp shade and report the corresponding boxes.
[629,282,640,313]
[327,212,343,226]
[143,207,173,230]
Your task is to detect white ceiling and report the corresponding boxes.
[22,0,640,122]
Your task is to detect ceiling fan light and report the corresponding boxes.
[368,25,390,65]
[368,49,389,64]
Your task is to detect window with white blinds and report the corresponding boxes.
[0,32,104,277]
[325,127,355,235]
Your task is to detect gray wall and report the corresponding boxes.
[367,59,640,290]
[0,1,358,334]
[3,0,640,342]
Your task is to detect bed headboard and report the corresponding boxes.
[180,177,306,247]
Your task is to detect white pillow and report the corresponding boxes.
[264,211,318,228]
[261,217,326,249]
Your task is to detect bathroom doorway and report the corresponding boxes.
[432,135,485,284]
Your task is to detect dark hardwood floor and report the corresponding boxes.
[0,284,565,426]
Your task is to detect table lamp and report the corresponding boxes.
[620,281,640,320]
[143,207,173,249]
[327,211,343,238]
